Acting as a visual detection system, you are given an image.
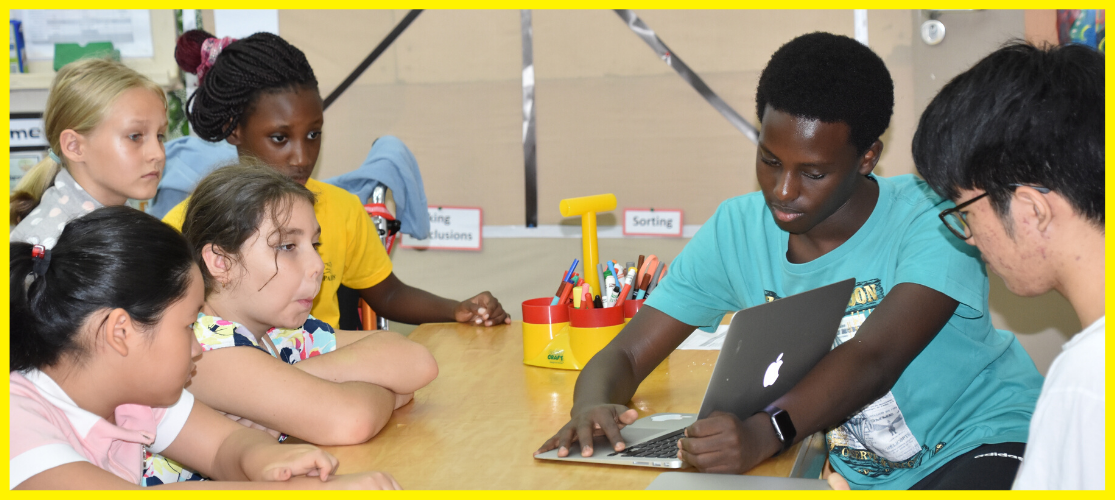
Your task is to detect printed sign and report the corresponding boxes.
[10,115,48,148]
[401,206,483,251]
[623,208,683,237]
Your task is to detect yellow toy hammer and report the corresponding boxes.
[559,193,617,297]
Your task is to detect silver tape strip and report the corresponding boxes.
[521,9,539,227]
[614,10,758,143]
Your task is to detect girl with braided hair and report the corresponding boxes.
[162,30,511,331]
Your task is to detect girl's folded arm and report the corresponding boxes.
[188,346,397,445]
[15,462,394,490]
[294,329,438,394]
[16,462,144,490]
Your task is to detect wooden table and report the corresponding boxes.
[323,322,802,489]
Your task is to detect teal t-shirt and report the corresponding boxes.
[645,174,1042,490]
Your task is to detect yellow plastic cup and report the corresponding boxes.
[568,306,625,366]
[521,297,571,365]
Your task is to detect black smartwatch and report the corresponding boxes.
[762,405,796,454]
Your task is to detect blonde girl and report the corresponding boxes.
[11,58,166,248]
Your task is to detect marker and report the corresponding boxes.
[597,263,606,298]
[636,255,645,278]
[645,262,666,298]
[635,273,653,300]
[565,259,579,283]
[558,281,575,305]
[615,268,637,309]
[551,281,570,305]
[582,290,594,309]
[604,274,618,307]
[573,286,583,308]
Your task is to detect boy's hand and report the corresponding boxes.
[536,405,639,457]
[255,444,339,482]
[454,291,511,326]
[677,411,781,474]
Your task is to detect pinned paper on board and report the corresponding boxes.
[19,10,153,60]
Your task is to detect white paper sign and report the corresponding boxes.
[10,117,49,148]
[401,206,483,251]
[21,10,154,60]
[214,10,280,39]
[623,209,683,237]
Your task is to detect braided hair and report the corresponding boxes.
[176,30,318,142]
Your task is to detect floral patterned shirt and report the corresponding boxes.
[141,314,337,486]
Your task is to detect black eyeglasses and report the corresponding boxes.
[939,184,1051,240]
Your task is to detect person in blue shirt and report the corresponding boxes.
[535,32,1043,490]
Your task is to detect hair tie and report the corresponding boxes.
[31,244,51,278]
[48,150,62,164]
[197,36,238,82]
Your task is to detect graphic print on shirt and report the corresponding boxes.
[766,279,927,478]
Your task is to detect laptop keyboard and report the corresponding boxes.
[609,429,685,458]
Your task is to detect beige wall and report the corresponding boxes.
[274,9,922,226]
[199,10,1076,374]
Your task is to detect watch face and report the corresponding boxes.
[769,408,795,446]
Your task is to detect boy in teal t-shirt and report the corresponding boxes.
[652,174,1041,488]
[536,33,1042,490]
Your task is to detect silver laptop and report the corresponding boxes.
[534,278,854,469]
[647,472,831,490]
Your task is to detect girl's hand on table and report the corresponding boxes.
[455,291,511,326]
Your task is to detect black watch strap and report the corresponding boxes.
[762,405,796,453]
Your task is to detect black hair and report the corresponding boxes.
[181,160,316,296]
[176,30,318,142]
[914,41,1104,226]
[10,207,196,372]
[756,32,894,154]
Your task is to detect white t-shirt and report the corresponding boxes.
[1013,316,1105,490]
[9,370,194,488]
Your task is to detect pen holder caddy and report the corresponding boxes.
[568,306,625,366]
[521,298,580,370]
[623,299,645,324]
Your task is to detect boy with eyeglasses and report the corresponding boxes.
[914,42,1104,490]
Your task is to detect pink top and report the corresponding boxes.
[9,370,194,489]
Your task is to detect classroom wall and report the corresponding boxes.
[275,9,921,226]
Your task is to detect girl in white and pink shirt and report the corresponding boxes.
[9,206,399,490]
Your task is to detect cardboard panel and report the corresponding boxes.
[279,10,401,92]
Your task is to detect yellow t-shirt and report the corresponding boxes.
[163,177,392,327]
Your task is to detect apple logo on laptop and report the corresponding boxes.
[763,353,784,387]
